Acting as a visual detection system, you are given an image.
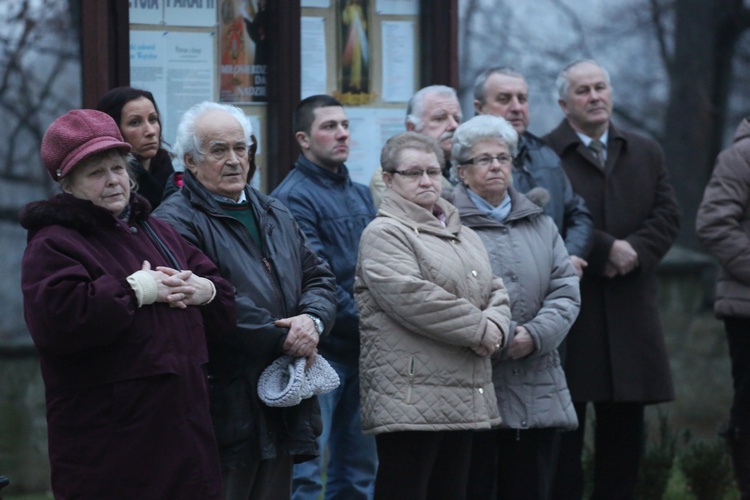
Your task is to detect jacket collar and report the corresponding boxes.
[20,192,151,235]
[294,154,351,186]
[378,189,462,237]
[181,169,271,214]
[734,118,750,143]
[555,119,628,153]
[451,184,542,227]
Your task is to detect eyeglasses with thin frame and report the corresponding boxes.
[462,154,513,168]
[192,136,250,162]
[390,168,443,180]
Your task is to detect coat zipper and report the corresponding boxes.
[406,357,415,403]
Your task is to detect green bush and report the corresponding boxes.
[679,437,734,500]
[637,410,680,499]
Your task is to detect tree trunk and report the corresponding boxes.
[662,0,746,249]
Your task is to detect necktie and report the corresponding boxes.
[588,139,606,170]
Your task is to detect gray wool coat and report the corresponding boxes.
[450,184,579,431]
[544,119,681,403]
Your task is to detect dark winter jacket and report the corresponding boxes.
[154,170,337,466]
[697,118,750,319]
[514,131,593,259]
[130,147,175,209]
[20,192,236,499]
[544,119,680,403]
[271,155,376,361]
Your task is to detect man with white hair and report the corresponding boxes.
[154,101,337,500]
[544,60,680,500]
[370,85,462,206]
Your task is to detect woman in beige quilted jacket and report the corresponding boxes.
[354,132,511,500]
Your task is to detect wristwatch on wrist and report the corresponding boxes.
[306,314,324,335]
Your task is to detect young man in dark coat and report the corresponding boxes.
[154,101,337,500]
[272,95,378,500]
[544,60,681,500]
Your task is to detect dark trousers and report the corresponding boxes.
[467,428,559,500]
[726,318,750,436]
[725,318,750,499]
[552,401,645,500]
[221,455,293,500]
[374,430,473,500]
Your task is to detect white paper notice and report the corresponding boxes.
[376,0,418,15]
[344,107,406,186]
[301,17,328,99]
[130,0,164,25]
[301,0,331,7]
[164,0,217,27]
[130,31,215,145]
[381,21,414,102]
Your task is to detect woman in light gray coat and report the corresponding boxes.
[450,115,580,500]
[355,132,511,500]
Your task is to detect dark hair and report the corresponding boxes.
[293,94,343,135]
[96,86,166,147]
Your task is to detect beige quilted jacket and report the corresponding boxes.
[355,190,511,435]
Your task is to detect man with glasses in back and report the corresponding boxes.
[474,66,593,277]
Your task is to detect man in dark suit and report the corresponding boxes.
[544,59,681,500]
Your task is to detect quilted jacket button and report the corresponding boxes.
[471,270,477,277]
[478,388,484,394]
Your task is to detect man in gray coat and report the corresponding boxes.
[544,60,680,500]
[473,66,593,277]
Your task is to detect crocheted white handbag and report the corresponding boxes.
[257,354,340,407]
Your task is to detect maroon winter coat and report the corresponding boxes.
[20,193,236,499]
[544,120,680,403]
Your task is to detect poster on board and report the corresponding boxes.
[130,0,164,25]
[219,0,270,103]
[344,107,404,185]
[130,30,215,145]
[164,0,217,27]
[336,0,374,105]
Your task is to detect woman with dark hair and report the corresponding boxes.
[97,86,180,208]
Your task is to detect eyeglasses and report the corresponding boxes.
[462,154,513,168]
[206,144,249,161]
[390,168,443,180]
[193,136,251,162]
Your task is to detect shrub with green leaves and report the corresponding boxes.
[637,410,680,499]
[679,437,734,500]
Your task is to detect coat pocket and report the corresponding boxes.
[208,375,254,449]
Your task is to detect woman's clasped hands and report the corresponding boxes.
[135,260,216,308]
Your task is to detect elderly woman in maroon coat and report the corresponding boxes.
[20,109,236,499]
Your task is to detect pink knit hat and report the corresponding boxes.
[41,109,132,181]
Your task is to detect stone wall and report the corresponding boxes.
[0,351,50,495]
[654,246,733,440]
